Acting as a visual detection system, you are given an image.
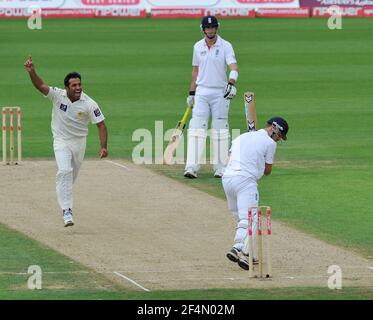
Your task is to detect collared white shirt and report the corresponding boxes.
[224,129,277,181]
[192,35,237,89]
[45,87,105,140]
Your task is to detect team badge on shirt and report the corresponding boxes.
[94,108,101,117]
[200,51,207,56]
[59,104,68,112]
[215,49,219,57]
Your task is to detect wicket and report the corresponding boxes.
[248,206,272,278]
[2,106,22,165]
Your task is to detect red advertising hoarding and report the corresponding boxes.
[81,0,140,4]
[257,7,311,16]
[0,7,147,18]
[151,7,255,18]
[311,6,364,16]
[300,0,373,7]
[363,6,373,15]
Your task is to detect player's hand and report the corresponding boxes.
[223,82,237,100]
[186,91,195,108]
[24,55,35,73]
[99,148,108,159]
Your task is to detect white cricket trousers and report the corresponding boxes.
[222,174,259,257]
[53,138,86,211]
[186,86,231,172]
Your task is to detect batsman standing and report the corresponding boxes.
[222,117,288,270]
[24,56,108,227]
[184,15,239,179]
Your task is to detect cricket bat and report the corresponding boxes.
[244,91,258,132]
[163,105,192,165]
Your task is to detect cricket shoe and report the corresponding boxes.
[63,209,74,227]
[214,168,224,178]
[184,168,198,179]
[226,247,240,263]
[237,252,259,271]
[237,252,250,270]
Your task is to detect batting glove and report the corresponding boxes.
[223,82,237,100]
[186,91,195,108]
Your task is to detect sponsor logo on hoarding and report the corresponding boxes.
[151,7,256,18]
[300,0,373,7]
[80,0,140,5]
[0,7,146,17]
[205,7,256,16]
[312,6,363,15]
[257,7,310,16]
[147,0,220,7]
[363,6,373,14]
[0,8,29,17]
[0,0,65,8]
[237,0,295,2]
[95,7,146,16]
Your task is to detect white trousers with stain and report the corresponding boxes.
[222,174,259,257]
[54,138,86,211]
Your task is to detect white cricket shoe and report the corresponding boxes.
[63,209,74,227]
[226,247,240,263]
[184,168,198,179]
[214,168,224,178]
[237,252,250,270]
[237,252,259,271]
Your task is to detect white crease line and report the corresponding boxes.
[113,271,150,292]
[104,160,130,171]
[2,270,373,284]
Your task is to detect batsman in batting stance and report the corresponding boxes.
[222,117,289,270]
[184,15,239,179]
[24,56,108,227]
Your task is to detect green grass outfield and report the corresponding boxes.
[0,18,373,299]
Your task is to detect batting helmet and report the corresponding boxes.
[200,16,219,31]
[267,117,289,140]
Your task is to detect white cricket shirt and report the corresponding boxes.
[45,87,105,140]
[192,35,237,89]
[224,129,277,181]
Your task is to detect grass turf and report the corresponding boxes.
[1,222,372,300]
[0,18,372,299]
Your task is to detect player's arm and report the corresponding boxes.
[264,144,276,176]
[228,63,239,85]
[226,41,238,85]
[264,163,272,176]
[187,66,198,108]
[224,63,238,99]
[96,120,108,159]
[189,66,198,92]
[24,56,49,96]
